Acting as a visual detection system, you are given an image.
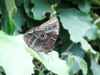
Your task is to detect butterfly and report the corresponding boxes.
[23,17,59,54]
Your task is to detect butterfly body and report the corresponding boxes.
[24,17,59,54]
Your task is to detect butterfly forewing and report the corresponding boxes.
[24,17,59,54]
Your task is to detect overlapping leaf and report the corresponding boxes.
[27,48,69,75]
[4,0,17,17]
[67,55,87,75]
[85,25,98,40]
[58,8,97,54]
[0,0,16,34]
[24,0,34,18]
[31,0,60,20]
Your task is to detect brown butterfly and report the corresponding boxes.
[23,17,59,54]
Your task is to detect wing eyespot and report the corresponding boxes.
[48,27,51,30]
[39,33,47,40]
[52,25,56,28]
[33,35,37,39]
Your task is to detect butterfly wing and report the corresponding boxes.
[24,17,59,54]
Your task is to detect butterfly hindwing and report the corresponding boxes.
[24,17,59,54]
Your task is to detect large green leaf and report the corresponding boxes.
[0,31,34,75]
[0,31,69,75]
[58,8,97,54]
[27,49,69,75]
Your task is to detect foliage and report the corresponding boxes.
[0,0,100,75]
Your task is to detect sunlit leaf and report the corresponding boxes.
[0,31,34,75]
[27,48,69,75]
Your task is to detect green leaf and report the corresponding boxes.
[67,56,73,71]
[0,31,34,75]
[27,49,69,75]
[0,15,16,35]
[4,0,17,17]
[24,0,60,19]
[58,8,97,54]
[91,59,100,75]
[76,57,87,75]
[84,25,98,40]
[71,56,87,75]
[39,71,44,75]
[70,44,85,58]
[13,7,25,32]
[0,0,16,35]
[0,31,69,75]
[31,0,51,20]
[71,0,91,12]
[61,42,85,59]
[4,16,15,35]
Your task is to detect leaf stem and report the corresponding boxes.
[66,43,74,52]
[94,18,100,24]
